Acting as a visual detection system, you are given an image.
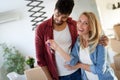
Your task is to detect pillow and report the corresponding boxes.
[114,24,120,41]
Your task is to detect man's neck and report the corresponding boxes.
[54,22,67,31]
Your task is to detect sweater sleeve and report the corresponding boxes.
[35,25,47,66]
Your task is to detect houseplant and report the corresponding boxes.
[0,43,25,74]
[25,56,35,68]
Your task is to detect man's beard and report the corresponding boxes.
[54,20,64,26]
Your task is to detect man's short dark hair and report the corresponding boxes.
[55,0,74,15]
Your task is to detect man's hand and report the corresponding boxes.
[99,35,109,46]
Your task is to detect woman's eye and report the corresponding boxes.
[85,23,88,25]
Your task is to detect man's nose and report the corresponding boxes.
[58,17,62,21]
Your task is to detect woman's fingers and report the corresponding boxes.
[46,39,56,50]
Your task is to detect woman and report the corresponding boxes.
[46,12,117,80]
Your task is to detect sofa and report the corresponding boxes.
[110,23,120,80]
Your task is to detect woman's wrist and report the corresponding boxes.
[78,63,82,68]
[55,45,59,51]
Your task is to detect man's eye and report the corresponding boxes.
[78,20,81,23]
[55,14,59,17]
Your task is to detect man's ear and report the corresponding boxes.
[54,9,56,11]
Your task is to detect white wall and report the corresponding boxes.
[0,0,98,79]
[96,0,120,36]
[71,0,99,20]
[0,0,24,12]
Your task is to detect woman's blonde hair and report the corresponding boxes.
[80,12,102,53]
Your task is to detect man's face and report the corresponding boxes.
[53,9,69,25]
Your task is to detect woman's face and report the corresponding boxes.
[77,14,90,36]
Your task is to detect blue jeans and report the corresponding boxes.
[59,69,82,80]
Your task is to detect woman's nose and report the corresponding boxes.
[77,23,82,27]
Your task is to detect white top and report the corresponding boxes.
[79,47,99,80]
[54,25,77,76]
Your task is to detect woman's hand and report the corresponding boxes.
[46,39,59,50]
[46,39,71,61]
[65,62,91,72]
[64,63,81,70]
[99,35,109,46]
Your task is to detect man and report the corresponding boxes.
[35,0,108,80]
